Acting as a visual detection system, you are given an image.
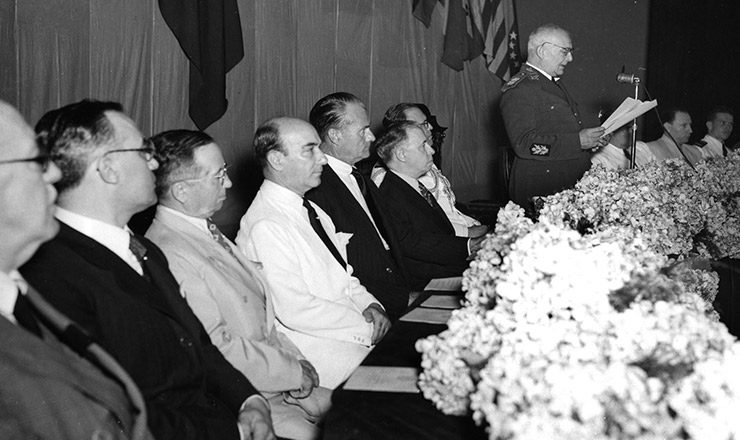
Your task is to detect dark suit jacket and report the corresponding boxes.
[306,165,412,320]
[376,171,470,288]
[21,222,259,440]
[0,292,150,440]
[500,65,591,209]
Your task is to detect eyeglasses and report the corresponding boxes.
[178,164,230,187]
[0,154,51,171]
[418,120,433,130]
[103,147,155,162]
[543,41,575,56]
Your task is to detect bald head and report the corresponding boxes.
[253,117,327,196]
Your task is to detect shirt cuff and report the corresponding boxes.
[236,394,270,440]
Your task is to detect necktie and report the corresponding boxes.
[207,219,246,266]
[302,198,347,269]
[418,182,436,207]
[623,148,632,161]
[351,168,367,197]
[14,291,41,336]
[128,234,151,281]
[723,141,728,157]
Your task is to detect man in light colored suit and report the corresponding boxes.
[145,129,329,440]
[237,117,390,389]
[646,106,694,163]
[0,100,152,440]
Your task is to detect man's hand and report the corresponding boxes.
[579,127,607,149]
[289,359,319,399]
[237,397,275,440]
[467,224,490,238]
[362,303,390,345]
[468,235,486,254]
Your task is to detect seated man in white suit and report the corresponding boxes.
[236,117,390,390]
[145,130,329,440]
[591,121,655,170]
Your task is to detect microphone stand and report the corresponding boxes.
[629,78,639,169]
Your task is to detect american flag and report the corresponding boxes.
[469,0,522,80]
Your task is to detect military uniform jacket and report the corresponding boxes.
[500,64,591,208]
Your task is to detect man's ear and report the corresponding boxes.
[706,120,712,132]
[96,155,119,184]
[393,145,406,163]
[170,182,188,204]
[663,121,672,132]
[327,127,341,145]
[266,149,284,172]
[535,42,547,59]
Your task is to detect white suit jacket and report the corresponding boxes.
[145,205,304,394]
[236,180,379,389]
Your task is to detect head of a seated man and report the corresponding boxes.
[527,24,573,78]
[375,121,434,180]
[706,106,734,142]
[383,103,433,140]
[310,92,375,166]
[150,130,231,219]
[0,101,62,271]
[255,117,327,197]
[660,107,692,145]
[35,100,158,220]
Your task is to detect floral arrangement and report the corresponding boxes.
[416,202,739,439]
[537,152,740,259]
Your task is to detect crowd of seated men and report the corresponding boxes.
[2,92,484,440]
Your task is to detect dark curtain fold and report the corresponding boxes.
[158,0,244,130]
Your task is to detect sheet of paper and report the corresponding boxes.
[601,97,658,135]
[420,294,462,310]
[399,307,453,324]
[344,366,420,393]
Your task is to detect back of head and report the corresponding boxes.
[253,118,283,172]
[375,120,416,165]
[309,92,363,141]
[35,99,123,193]
[150,129,214,199]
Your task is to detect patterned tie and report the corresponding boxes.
[418,181,436,207]
[128,234,151,281]
[13,291,41,336]
[207,219,241,262]
[302,198,347,269]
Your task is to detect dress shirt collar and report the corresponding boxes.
[326,154,353,177]
[390,169,424,195]
[261,179,305,211]
[0,270,21,323]
[526,62,554,81]
[703,134,723,148]
[158,205,210,235]
[55,206,143,274]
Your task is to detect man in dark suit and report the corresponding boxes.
[500,24,606,212]
[21,100,275,440]
[0,100,153,440]
[374,121,473,285]
[306,93,482,308]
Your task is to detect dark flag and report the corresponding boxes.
[441,0,485,71]
[412,0,440,28]
[158,0,244,130]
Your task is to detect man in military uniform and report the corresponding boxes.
[681,106,734,164]
[500,24,606,212]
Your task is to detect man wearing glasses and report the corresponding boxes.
[500,24,606,214]
[145,129,330,439]
[21,100,275,440]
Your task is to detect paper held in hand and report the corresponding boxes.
[601,97,658,136]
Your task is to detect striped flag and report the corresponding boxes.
[470,0,522,80]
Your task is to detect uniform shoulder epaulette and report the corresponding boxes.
[693,140,708,148]
[501,68,540,92]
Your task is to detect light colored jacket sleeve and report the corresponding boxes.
[238,219,376,346]
[164,249,304,393]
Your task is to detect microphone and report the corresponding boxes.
[616,72,640,84]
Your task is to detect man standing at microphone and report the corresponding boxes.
[500,24,606,213]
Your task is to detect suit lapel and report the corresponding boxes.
[385,171,455,235]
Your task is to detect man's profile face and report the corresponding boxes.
[181,143,232,219]
[336,102,375,165]
[277,120,327,196]
[665,111,693,145]
[104,111,159,212]
[707,112,733,141]
[539,30,573,77]
[0,103,62,269]
[401,126,435,179]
